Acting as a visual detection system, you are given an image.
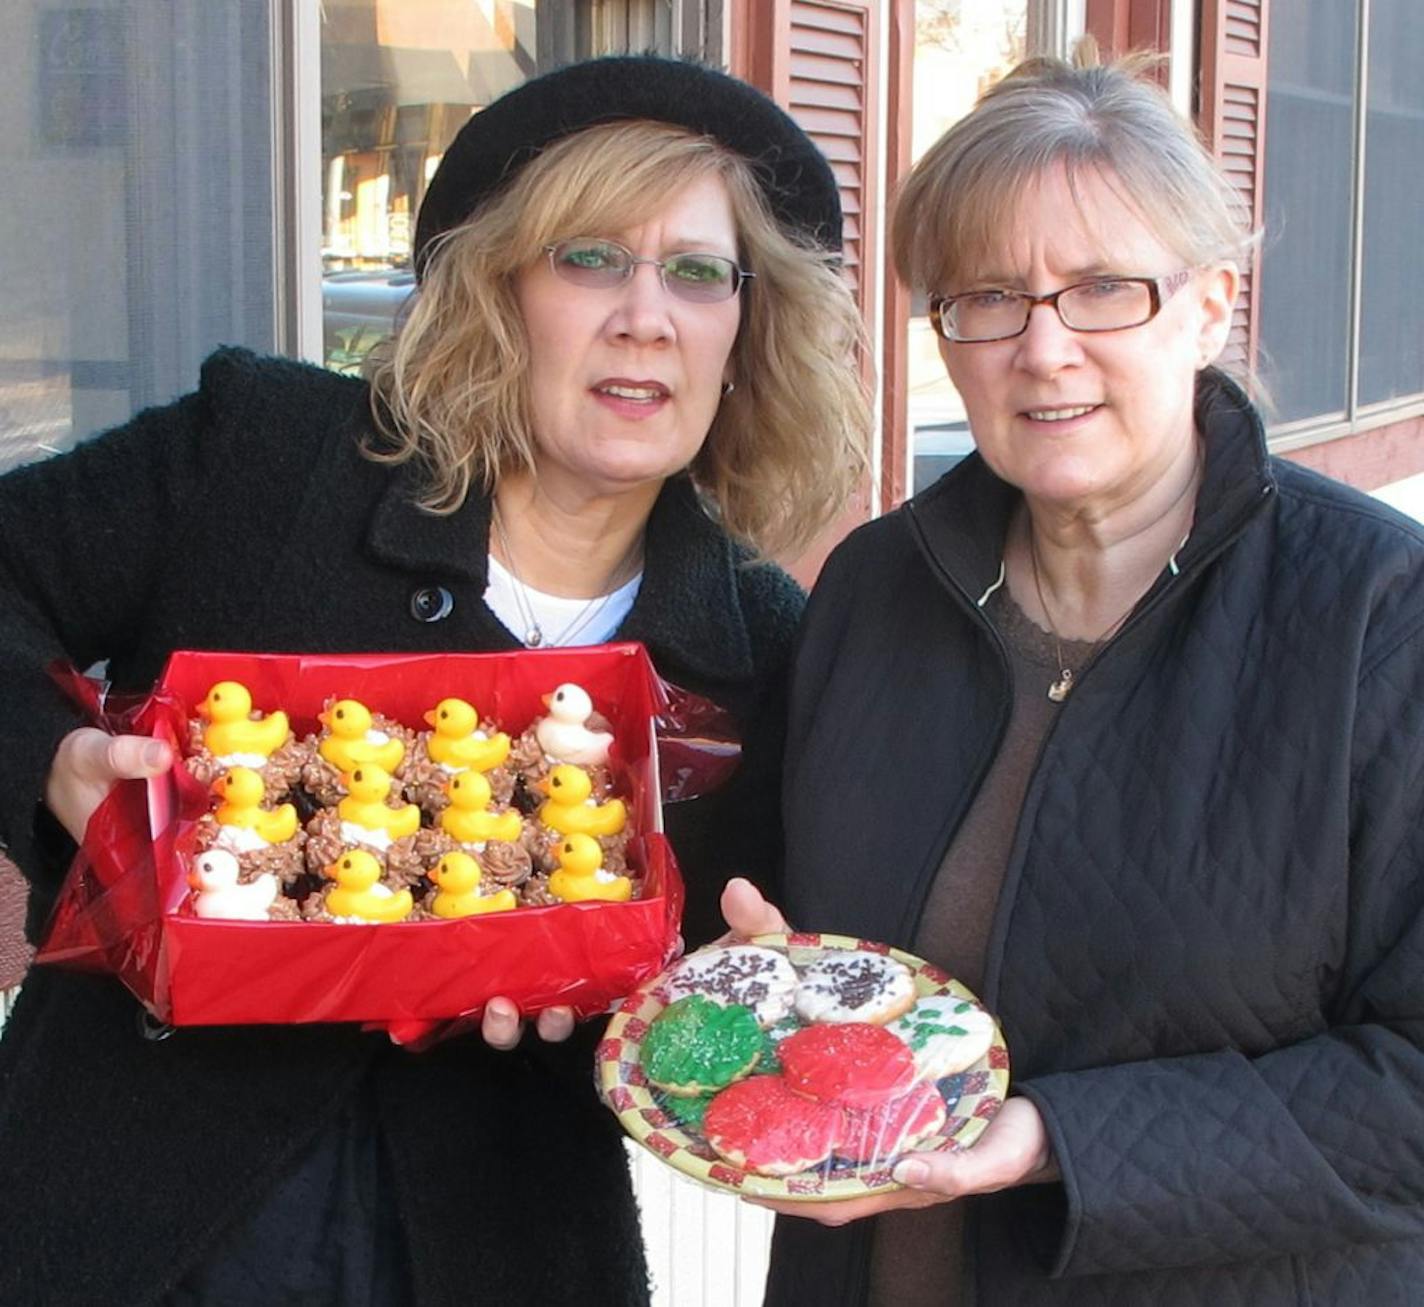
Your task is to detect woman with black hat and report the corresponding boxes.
[0,57,868,1305]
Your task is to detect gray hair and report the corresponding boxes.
[893,48,1254,293]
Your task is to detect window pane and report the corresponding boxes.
[318,2,680,375]
[909,0,1028,493]
[1258,2,1357,426]
[319,1,538,374]
[1,1,275,473]
[1359,0,1424,407]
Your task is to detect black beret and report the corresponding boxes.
[413,55,842,279]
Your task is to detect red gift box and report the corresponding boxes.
[37,645,687,1030]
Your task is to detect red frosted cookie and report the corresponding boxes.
[835,1081,948,1163]
[778,1022,916,1108]
[703,1075,841,1177]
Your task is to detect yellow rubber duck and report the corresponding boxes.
[423,698,511,772]
[337,765,421,840]
[197,681,290,760]
[323,849,413,922]
[427,851,517,918]
[549,832,632,903]
[318,699,406,774]
[212,768,298,844]
[438,771,524,845]
[538,764,626,838]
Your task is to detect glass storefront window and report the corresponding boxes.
[319,1,538,373]
[317,1,681,375]
[1258,2,1357,426]
[1,1,276,474]
[1359,0,1424,408]
[908,0,1027,493]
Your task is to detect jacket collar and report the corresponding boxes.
[905,366,1275,600]
[365,463,755,682]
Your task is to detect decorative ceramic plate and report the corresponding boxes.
[596,932,1011,1202]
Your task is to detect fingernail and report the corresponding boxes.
[142,742,166,769]
[489,999,515,1022]
[893,1160,929,1187]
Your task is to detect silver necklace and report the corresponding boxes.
[491,504,641,648]
[1027,528,1135,703]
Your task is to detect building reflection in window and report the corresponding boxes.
[909,0,1026,493]
[320,0,537,372]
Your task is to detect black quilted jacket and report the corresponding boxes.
[0,349,804,1307]
[767,371,1424,1306]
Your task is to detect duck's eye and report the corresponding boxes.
[440,708,449,720]
[353,769,363,782]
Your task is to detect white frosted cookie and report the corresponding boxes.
[793,952,916,1025]
[888,996,996,1080]
[663,944,799,1027]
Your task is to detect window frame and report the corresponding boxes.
[1262,0,1424,452]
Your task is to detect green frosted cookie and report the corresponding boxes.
[663,1092,711,1131]
[643,994,763,1097]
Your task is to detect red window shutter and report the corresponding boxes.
[751,0,882,324]
[744,0,882,579]
[1199,0,1270,377]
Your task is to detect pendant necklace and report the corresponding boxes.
[1027,528,1136,703]
[491,503,641,649]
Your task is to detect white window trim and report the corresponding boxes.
[1030,0,1086,59]
[274,0,326,365]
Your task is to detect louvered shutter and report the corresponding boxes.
[741,0,882,577]
[748,0,881,321]
[1199,0,1270,377]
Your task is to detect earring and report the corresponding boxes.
[721,381,736,397]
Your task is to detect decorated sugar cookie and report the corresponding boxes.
[663,944,798,1027]
[889,996,997,1080]
[777,1022,916,1108]
[834,1080,948,1163]
[703,1075,840,1177]
[793,951,916,1025]
[642,995,763,1097]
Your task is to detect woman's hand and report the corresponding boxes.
[717,876,790,941]
[480,999,576,1050]
[44,727,174,844]
[752,1097,1058,1226]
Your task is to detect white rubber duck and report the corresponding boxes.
[187,849,278,921]
[535,683,614,766]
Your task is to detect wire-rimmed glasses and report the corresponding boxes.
[928,269,1195,343]
[543,238,755,304]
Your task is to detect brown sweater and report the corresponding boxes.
[868,589,1097,1307]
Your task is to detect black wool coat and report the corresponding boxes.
[0,348,804,1307]
[767,371,1424,1306]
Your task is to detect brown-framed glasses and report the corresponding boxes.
[928,269,1195,343]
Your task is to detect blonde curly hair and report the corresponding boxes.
[366,120,870,560]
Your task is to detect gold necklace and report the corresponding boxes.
[491,504,642,648]
[1027,529,1136,703]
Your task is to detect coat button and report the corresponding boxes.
[409,585,454,623]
